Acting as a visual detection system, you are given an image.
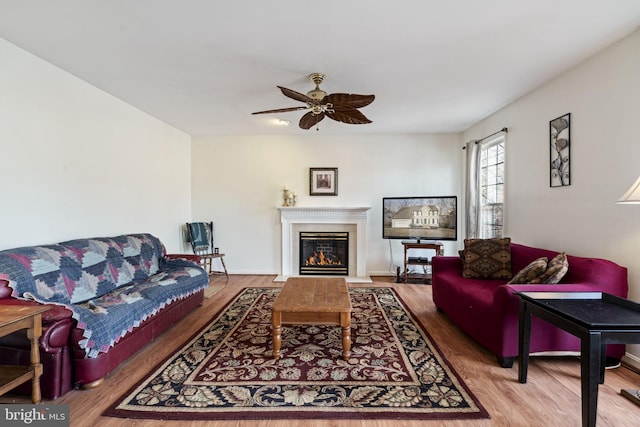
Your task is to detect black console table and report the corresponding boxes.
[517,291,640,427]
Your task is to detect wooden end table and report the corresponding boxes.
[271,277,352,360]
[0,305,50,403]
[517,291,640,427]
[401,241,443,283]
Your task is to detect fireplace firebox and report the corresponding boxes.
[299,231,349,275]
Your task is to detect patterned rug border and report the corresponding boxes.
[103,287,489,421]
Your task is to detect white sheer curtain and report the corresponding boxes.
[465,140,480,239]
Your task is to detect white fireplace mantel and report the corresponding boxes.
[276,206,371,282]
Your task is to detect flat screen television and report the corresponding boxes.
[382,196,457,241]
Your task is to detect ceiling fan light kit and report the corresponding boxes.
[252,73,374,130]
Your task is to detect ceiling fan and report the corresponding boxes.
[251,73,375,130]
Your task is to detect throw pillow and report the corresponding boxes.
[533,252,569,284]
[461,238,512,279]
[507,257,548,284]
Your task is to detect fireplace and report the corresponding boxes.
[299,232,348,275]
[277,206,371,282]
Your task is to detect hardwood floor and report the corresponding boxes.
[2,274,639,426]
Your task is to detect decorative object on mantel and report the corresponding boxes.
[309,167,338,196]
[282,187,297,206]
[616,174,640,407]
[550,113,571,187]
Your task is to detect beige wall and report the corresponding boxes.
[0,38,193,252]
[464,28,640,363]
[191,133,463,275]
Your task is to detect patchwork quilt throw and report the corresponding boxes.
[104,287,489,421]
[0,234,208,357]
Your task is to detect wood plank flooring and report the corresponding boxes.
[2,274,639,426]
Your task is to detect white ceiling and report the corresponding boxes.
[1,1,640,136]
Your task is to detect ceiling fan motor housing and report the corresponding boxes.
[307,73,327,100]
[306,88,327,100]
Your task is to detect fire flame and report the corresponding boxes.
[306,251,343,266]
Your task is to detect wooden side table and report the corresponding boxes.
[401,240,443,283]
[0,305,50,403]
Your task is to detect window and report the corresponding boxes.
[478,137,505,238]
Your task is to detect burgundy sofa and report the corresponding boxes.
[0,233,208,399]
[432,243,628,367]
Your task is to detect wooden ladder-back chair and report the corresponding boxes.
[186,222,228,279]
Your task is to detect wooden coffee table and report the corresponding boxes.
[271,277,352,360]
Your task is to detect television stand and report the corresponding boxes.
[400,241,443,284]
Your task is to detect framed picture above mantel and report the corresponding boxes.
[309,167,338,196]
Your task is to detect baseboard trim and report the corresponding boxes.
[622,352,640,374]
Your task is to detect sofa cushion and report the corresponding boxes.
[533,252,569,284]
[462,238,512,279]
[508,257,548,284]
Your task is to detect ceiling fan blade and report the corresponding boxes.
[299,112,325,129]
[326,108,372,125]
[278,86,314,104]
[252,106,309,115]
[326,93,375,109]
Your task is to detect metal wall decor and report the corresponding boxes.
[550,113,570,187]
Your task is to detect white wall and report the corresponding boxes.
[7,22,637,361]
[463,28,640,362]
[191,133,463,275]
[0,38,192,252]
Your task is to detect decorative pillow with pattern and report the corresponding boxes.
[532,252,569,284]
[507,257,548,284]
[461,238,512,279]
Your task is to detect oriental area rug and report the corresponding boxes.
[104,287,489,421]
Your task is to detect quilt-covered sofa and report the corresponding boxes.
[0,233,208,399]
[432,241,628,367]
